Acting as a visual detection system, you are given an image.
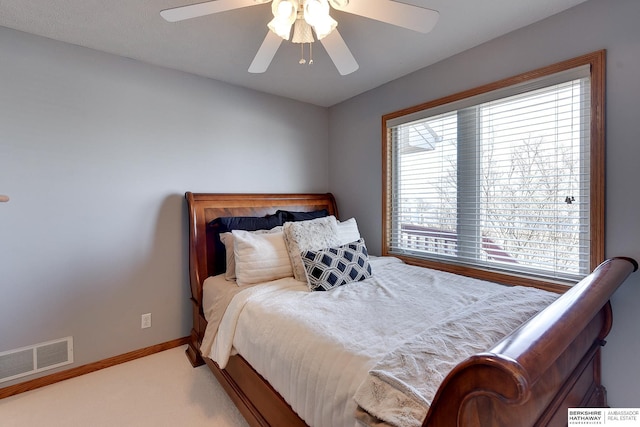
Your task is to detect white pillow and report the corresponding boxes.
[336,218,361,245]
[232,229,293,286]
[219,232,237,281]
[283,216,340,282]
[220,226,282,281]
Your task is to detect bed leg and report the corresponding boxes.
[589,385,607,407]
[185,329,205,367]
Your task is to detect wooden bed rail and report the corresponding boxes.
[424,257,637,427]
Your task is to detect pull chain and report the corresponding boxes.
[299,44,306,64]
[299,43,314,66]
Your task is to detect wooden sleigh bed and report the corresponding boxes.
[184,191,637,427]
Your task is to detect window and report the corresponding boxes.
[383,51,605,289]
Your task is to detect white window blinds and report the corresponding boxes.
[386,66,592,283]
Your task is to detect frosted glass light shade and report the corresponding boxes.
[268,17,294,39]
[312,15,337,39]
[271,0,298,21]
[269,0,298,40]
[303,0,329,26]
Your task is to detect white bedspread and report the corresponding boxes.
[353,286,558,427]
[202,257,557,427]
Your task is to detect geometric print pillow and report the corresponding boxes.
[301,239,372,291]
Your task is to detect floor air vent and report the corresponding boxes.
[0,337,73,383]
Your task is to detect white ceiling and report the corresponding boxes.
[0,0,588,107]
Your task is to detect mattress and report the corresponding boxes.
[201,257,556,427]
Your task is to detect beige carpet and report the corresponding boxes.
[0,345,249,427]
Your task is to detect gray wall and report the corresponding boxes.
[328,0,640,406]
[0,26,329,386]
[2,0,638,408]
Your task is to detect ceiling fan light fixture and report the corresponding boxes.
[271,0,297,21]
[304,0,337,40]
[268,16,294,39]
[268,0,298,39]
[162,0,438,75]
[303,0,329,27]
[312,15,337,40]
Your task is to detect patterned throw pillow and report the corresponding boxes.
[283,216,341,282]
[301,239,372,291]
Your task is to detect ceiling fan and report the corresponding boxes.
[160,0,439,75]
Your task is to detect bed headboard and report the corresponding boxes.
[185,192,338,308]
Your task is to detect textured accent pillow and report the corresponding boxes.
[301,239,372,291]
[220,226,283,281]
[283,216,340,281]
[336,217,361,245]
[232,229,293,286]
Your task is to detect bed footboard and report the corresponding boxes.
[423,257,637,427]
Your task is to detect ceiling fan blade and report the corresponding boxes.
[332,0,439,34]
[160,0,260,22]
[248,31,283,73]
[320,30,359,76]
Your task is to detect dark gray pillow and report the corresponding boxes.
[277,209,329,222]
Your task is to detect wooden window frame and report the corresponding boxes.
[382,50,605,293]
